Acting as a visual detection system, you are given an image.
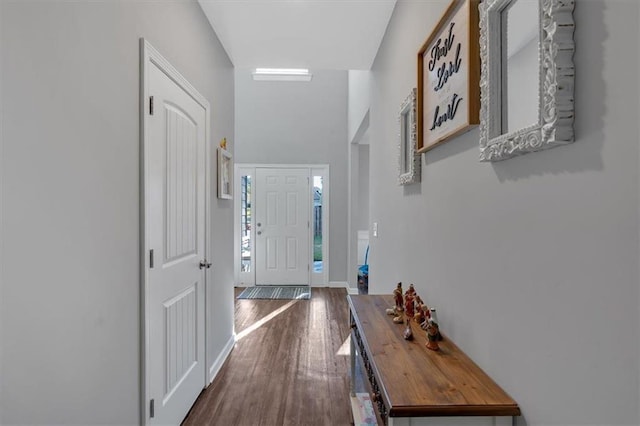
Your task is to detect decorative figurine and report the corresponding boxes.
[414,308,423,324]
[414,295,424,324]
[404,285,416,318]
[425,319,440,351]
[403,319,414,340]
[430,307,443,341]
[393,282,404,311]
[404,291,415,318]
[420,304,431,329]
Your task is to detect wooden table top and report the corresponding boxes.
[348,294,520,418]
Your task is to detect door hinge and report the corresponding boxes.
[149,96,155,115]
[150,399,155,418]
[149,249,154,268]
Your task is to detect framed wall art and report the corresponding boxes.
[478,0,575,161]
[417,0,480,153]
[398,88,420,185]
[217,147,233,199]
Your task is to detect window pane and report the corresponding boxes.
[313,176,323,273]
[241,175,252,272]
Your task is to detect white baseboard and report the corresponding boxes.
[328,281,358,294]
[208,334,236,384]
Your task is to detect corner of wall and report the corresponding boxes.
[347,70,372,144]
[350,110,370,146]
[328,281,355,293]
[208,334,235,384]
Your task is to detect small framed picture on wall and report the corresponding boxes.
[217,147,233,200]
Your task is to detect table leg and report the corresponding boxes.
[350,330,356,397]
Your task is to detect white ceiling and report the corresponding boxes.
[198,0,397,70]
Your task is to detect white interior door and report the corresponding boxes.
[145,43,207,425]
[255,168,310,285]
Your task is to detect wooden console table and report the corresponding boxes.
[348,295,520,426]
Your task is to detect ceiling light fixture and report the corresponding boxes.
[252,68,313,82]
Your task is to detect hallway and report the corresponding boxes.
[182,288,353,426]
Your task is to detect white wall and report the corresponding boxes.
[358,143,370,231]
[348,141,360,287]
[369,1,639,425]
[0,1,235,424]
[234,69,349,283]
[348,70,372,144]
[348,70,372,288]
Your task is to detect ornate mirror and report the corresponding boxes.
[398,89,420,185]
[479,0,575,162]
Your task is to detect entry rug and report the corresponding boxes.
[237,286,311,300]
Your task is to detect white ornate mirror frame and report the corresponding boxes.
[398,88,421,185]
[479,0,575,162]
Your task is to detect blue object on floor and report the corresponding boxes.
[358,245,369,276]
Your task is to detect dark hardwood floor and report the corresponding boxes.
[182,287,354,426]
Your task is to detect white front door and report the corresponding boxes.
[145,44,207,425]
[255,168,310,285]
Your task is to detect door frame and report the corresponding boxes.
[234,164,329,287]
[139,39,211,425]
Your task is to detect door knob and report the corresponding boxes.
[257,231,262,235]
[257,222,262,227]
[199,260,212,269]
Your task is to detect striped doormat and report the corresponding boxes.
[237,286,311,300]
